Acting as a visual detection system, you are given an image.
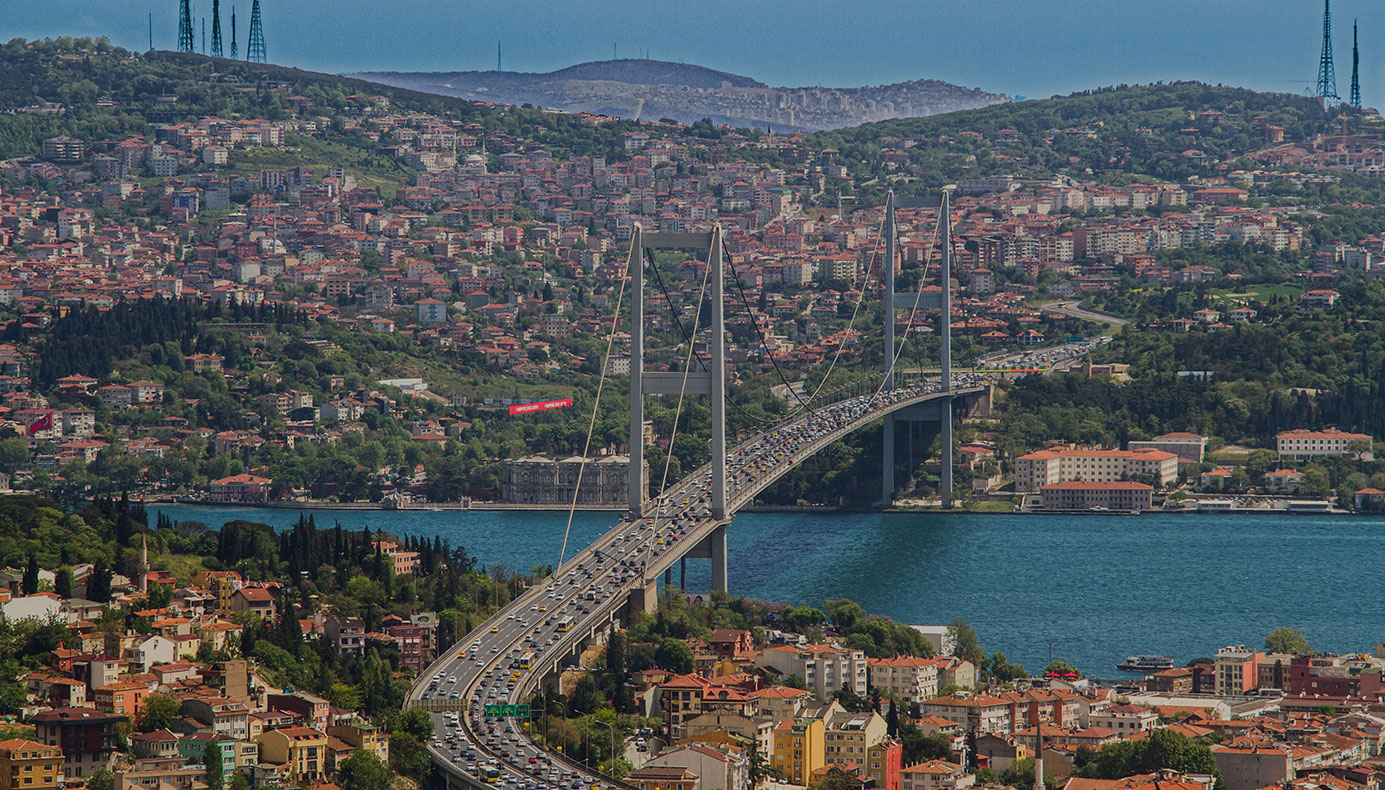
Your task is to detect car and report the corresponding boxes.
[491,626,500,632]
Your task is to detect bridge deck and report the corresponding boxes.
[411,381,986,790]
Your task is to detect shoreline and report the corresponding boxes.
[147,500,1372,516]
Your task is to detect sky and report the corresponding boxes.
[8,0,1385,109]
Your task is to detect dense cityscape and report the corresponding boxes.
[6,4,1385,790]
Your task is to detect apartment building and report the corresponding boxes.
[918,693,1013,734]
[755,644,868,699]
[1214,645,1264,696]
[0,740,61,790]
[900,760,976,790]
[771,719,825,786]
[824,711,888,765]
[868,657,940,705]
[256,726,328,784]
[1015,447,1178,492]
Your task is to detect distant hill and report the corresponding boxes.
[350,59,1007,132]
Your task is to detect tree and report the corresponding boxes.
[55,566,73,599]
[748,738,778,789]
[338,749,391,790]
[1265,627,1313,655]
[22,552,38,595]
[229,773,251,790]
[204,741,224,790]
[654,638,694,674]
[139,693,182,732]
[947,618,987,669]
[833,681,869,713]
[87,769,114,790]
[1044,660,1079,677]
[886,700,899,738]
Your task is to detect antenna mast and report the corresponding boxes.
[230,7,238,59]
[1350,19,1361,107]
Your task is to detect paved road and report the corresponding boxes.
[410,379,987,790]
[1041,300,1130,328]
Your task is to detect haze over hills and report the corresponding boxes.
[350,58,1008,132]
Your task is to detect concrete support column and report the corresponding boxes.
[710,226,728,521]
[628,226,645,515]
[881,413,895,505]
[710,523,728,593]
[941,399,953,509]
[663,568,672,588]
[680,558,686,591]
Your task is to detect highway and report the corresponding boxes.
[408,379,986,790]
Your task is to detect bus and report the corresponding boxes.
[556,617,573,632]
[482,766,501,784]
[519,649,533,669]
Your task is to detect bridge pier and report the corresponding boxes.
[710,523,727,594]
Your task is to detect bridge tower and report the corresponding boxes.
[881,189,954,507]
[628,225,729,592]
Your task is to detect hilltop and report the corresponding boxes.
[0,41,650,161]
[350,58,1007,131]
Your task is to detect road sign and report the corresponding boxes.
[484,704,531,718]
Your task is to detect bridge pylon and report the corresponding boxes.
[627,225,728,524]
[881,189,954,507]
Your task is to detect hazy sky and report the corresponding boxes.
[9,1,1385,108]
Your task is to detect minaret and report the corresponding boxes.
[1033,724,1045,790]
[138,535,150,594]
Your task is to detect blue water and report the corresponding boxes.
[154,505,1385,678]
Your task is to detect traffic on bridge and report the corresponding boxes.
[409,376,987,790]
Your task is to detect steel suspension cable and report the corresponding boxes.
[555,241,631,571]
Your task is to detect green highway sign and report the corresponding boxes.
[485,704,531,718]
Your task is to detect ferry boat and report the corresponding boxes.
[1117,655,1174,673]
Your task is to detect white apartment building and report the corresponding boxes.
[1014,447,1179,492]
[1276,429,1374,461]
[755,644,868,698]
[868,657,940,705]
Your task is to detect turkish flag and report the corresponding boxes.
[28,411,53,434]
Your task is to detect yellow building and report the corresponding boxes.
[326,723,389,765]
[257,727,328,784]
[196,571,242,611]
[772,719,825,786]
[0,739,62,790]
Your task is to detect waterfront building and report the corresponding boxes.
[499,454,645,506]
[1015,448,1177,492]
[1276,429,1374,462]
[1213,645,1264,696]
[1038,481,1154,512]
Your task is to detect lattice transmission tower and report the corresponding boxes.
[247,0,266,63]
[1317,0,1339,102]
[211,0,223,57]
[177,0,194,52]
[230,7,238,59]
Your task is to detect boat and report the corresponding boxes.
[1117,655,1175,672]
